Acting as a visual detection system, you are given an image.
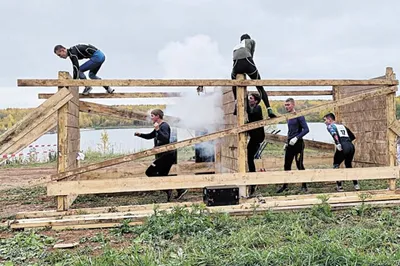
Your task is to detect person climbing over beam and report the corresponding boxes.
[231,34,276,118]
[134,109,187,202]
[277,98,309,193]
[323,113,360,192]
[246,93,265,197]
[54,44,115,95]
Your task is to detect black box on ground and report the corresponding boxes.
[203,186,239,206]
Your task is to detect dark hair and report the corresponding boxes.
[240,34,251,41]
[323,112,336,121]
[250,93,261,104]
[54,45,65,53]
[151,109,164,119]
[285,97,295,103]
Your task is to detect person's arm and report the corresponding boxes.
[346,126,356,141]
[156,123,170,143]
[327,124,340,144]
[249,39,256,57]
[296,116,310,139]
[137,130,156,139]
[69,48,80,80]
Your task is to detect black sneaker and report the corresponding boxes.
[336,181,344,192]
[277,184,288,194]
[267,107,277,118]
[106,87,115,94]
[83,86,93,95]
[249,185,257,197]
[175,189,188,200]
[301,183,308,193]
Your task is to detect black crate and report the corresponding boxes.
[203,186,239,206]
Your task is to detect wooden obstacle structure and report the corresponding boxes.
[3,67,400,230]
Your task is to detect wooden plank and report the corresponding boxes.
[0,89,72,155]
[389,120,400,137]
[255,155,332,170]
[236,74,247,197]
[47,166,399,196]
[39,92,182,99]
[79,101,180,125]
[50,86,397,181]
[18,79,399,87]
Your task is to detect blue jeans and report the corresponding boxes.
[79,50,109,89]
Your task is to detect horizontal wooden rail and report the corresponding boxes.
[38,90,333,99]
[265,133,334,151]
[49,85,397,181]
[47,166,399,196]
[18,79,398,87]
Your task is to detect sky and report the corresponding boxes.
[0,0,399,108]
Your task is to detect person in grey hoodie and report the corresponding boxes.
[231,34,276,118]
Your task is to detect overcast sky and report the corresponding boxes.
[0,0,399,107]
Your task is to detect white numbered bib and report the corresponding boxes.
[336,124,349,138]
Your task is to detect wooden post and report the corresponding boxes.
[57,72,80,210]
[236,74,248,198]
[385,67,397,190]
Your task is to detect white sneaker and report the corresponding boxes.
[354,184,360,191]
[106,87,115,94]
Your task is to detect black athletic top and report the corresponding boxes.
[247,104,265,142]
[138,122,172,159]
[67,44,98,79]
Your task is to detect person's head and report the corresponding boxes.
[323,113,336,126]
[284,98,295,113]
[240,34,251,41]
[54,45,68,59]
[150,109,164,123]
[248,93,261,107]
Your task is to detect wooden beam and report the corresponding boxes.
[47,166,399,196]
[389,120,400,137]
[38,90,333,99]
[18,79,398,87]
[264,133,335,151]
[39,92,182,99]
[15,189,400,219]
[50,86,396,181]
[0,88,73,156]
[79,101,180,125]
[236,74,248,197]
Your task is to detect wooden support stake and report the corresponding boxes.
[57,72,80,210]
[385,67,398,190]
[50,85,397,181]
[236,74,248,197]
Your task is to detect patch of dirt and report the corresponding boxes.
[0,167,56,190]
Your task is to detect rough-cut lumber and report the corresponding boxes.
[12,190,400,229]
[57,72,80,211]
[79,101,180,125]
[39,90,333,99]
[39,92,182,99]
[18,79,398,87]
[50,86,397,181]
[236,74,248,197]
[265,133,334,151]
[389,120,400,137]
[0,88,72,156]
[47,166,399,196]
[15,189,400,219]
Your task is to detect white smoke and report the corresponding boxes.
[157,34,229,159]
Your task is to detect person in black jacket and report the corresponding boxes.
[134,109,187,202]
[247,93,265,196]
[54,44,115,95]
[324,113,360,192]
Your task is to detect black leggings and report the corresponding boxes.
[283,140,306,187]
[146,152,185,194]
[247,138,261,172]
[231,57,271,108]
[334,142,358,185]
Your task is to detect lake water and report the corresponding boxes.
[9,123,333,162]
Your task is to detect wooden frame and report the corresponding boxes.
[5,68,400,229]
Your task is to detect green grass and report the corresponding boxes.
[1,206,400,265]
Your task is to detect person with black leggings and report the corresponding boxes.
[246,93,265,196]
[231,34,276,118]
[134,109,187,202]
[323,113,359,192]
[277,98,309,193]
